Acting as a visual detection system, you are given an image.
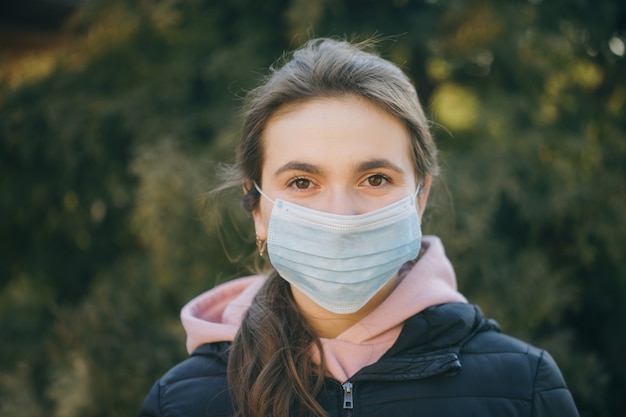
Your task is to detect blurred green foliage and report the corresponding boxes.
[0,0,624,416]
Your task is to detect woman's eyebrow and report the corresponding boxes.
[355,159,405,174]
[273,161,323,177]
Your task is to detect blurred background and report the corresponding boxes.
[1,0,624,416]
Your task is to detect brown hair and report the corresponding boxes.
[226,38,439,417]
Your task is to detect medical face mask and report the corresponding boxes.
[254,183,422,314]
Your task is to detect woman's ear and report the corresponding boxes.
[244,181,268,242]
[242,180,252,196]
[252,207,267,242]
[417,175,432,219]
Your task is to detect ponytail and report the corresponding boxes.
[227,273,328,417]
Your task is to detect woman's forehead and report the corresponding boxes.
[261,96,415,178]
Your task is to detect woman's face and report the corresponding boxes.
[252,95,430,241]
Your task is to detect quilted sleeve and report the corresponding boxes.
[138,380,163,417]
[531,350,579,417]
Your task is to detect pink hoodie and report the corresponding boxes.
[181,236,467,381]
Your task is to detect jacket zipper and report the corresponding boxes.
[342,381,354,417]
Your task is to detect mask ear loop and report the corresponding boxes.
[253,182,275,204]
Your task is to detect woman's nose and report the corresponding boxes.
[322,188,361,215]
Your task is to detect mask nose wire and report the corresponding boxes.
[253,181,275,204]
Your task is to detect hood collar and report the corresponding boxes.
[181,275,266,354]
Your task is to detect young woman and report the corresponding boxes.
[139,38,579,417]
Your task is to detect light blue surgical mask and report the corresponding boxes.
[255,183,422,314]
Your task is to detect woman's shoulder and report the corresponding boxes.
[161,342,230,383]
[464,322,539,354]
[138,342,232,417]
[461,321,572,397]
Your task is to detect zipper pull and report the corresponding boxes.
[342,381,354,410]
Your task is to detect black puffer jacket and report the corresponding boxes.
[139,303,579,417]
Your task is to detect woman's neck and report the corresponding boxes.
[290,276,400,339]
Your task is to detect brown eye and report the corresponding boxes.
[367,174,386,187]
[292,178,311,189]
